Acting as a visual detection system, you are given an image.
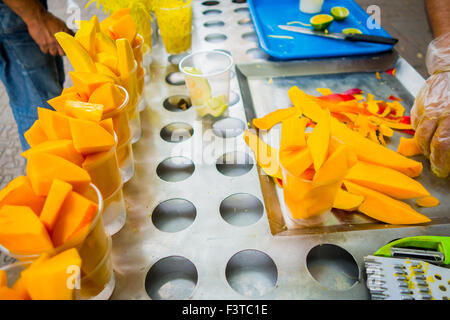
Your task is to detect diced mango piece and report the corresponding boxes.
[54,32,97,73]
[99,118,115,136]
[416,196,439,208]
[88,82,125,113]
[74,21,96,57]
[24,120,48,148]
[26,153,91,196]
[343,181,431,224]
[11,277,31,300]
[0,287,26,300]
[307,109,331,171]
[116,38,135,79]
[397,137,422,157]
[0,176,45,215]
[280,116,308,151]
[313,144,351,187]
[69,71,114,97]
[109,14,136,43]
[95,52,119,75]
[39,179,73,233]
[69,118,116,155]
[345,161,430,199]
[51,191,97,247]
[279,148,313,177]
[47,92,81,114]
[37,107,72,140]
[22,248,81,300]
[0,270,6,287]
[333,188,364,211]
[94,32,118,57]
[252,107,297,131]
[65,100,104,123]
[95,62,120,82]
[0,205,54,255]
[21,140,84,167]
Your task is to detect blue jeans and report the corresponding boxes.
[0,0,65,150]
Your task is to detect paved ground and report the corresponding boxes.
[0,0,435,188]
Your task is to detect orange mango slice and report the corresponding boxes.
[24,120,48,147]
[22,248,81,300]
[333,188,364,211]
[345,161,430,199]
[94,33,118,57]
[343,181,431,224]
[26,153,91,196]
[21,139,84,167]
[69,71,114,97]
[88,82,125,113]
[252,107,297,131]
[54,32,97,74]
[95,52,119,75]
[47,92,80,113]
[74,21,96,57]
[397,137,422,157]
[0,287,26,300]
[0,176,45,215]
[0,205,54,255]
[307,108,331,171]
[116,38,136,79]
[109,14,136,43]
[313,144,351,187]
[279,148,313,177]
[280,116,308,152]
[65,100,104,123]
[99,118,115,135]
[37,107,72,140]
[69,118,116,155]
[94,62,120,82]
[0,269,6,287]
[415,196,439,208]
[51,191,97,247]
[39,179,73,233]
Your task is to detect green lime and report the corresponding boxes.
[330,6,349,21]
[310,14,334,31]
[342,28,363,34]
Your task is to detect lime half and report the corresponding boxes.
[310,14,334,31]
[331,6,349,21]
[342,28,363,35]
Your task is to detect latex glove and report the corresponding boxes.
[411,32,450,178]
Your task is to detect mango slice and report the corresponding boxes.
[88,82,125,113]
[345,161,430,199]
[95,52,119,75]
[109,14,136,43]
[0,205,54,255]
[307,109,331,171]
[47,92,80,114]
[22,248,81,300]
[54,32,97,73]
[21,139,84,167]
[51,191,97,247]
[397,137,422,157]
[37,107,72,140]
[0,287,26,300]
[94,33,118,57]
[24,120,48,148]
[333,188,364,211]
[94,62,120,82]
[26,153,91,196]
[343,181,431,224]
[280,148,313,177]
[252,107,297,131]
[280,116,308,151]
[69,71,115,97]
[116,38,136,79]
[39,179,73,233]
[313,144,351,187]
[288,86,323,122]
[415,196,439,208]
[0,270,6,287]
[65,100,104,123]
[0,176,45,215]
[99,118,115,135]
[69,118,116,155]
[90,15,100,32]
[243,130,282,179]
[74,21,96,57]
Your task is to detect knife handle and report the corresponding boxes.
[344,33,398,45]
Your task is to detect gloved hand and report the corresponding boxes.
[411,32,450,178]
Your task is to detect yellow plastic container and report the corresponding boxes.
[155,0,193,54]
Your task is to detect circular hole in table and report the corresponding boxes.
[204,20,225,28]
[203,9,222,16]
[212,117,245,138]
[168,53,189,65]
[152,199,196,233]
[163,95,192,112]
[145,256,198,300]
[237,17,252,25]
[202,0,219,6]
[165,71,186,86]
[242,31,258,43]
[220,193,264,226]
[157,156,195,182]
[234,7,249,13]
[225,249,277,297]
[306,244,360,291]
[205,33,227,43]
[160,122,194,143]
[216,151,253,177]
[246,48,269,60]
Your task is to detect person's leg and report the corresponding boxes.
[0,2,65,150]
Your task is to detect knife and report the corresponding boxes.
[278,25,398,45]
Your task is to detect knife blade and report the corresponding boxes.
[278,25,398,45]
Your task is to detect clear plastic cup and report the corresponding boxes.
[299,0,324,14]
[102,85,131,148]
[117,137,135,183]
[0,184,109,279]
[102,185,127,236]
[121,61,142,144]
[179,50,234,118]
[0,236,115,300]
[150,11,158,49]
[155,0,192,54]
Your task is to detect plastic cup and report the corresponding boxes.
[150,11,158,49]
[102,84,131,148]
[117,137,135,183]
[0,184,109,279]
[299,0,324,14]
[155,0,192,54]
[0,236,115,300]
[102,185,127,236]
[179,50,233,117]
[121,61,142,144]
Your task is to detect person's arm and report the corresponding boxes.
[3,0,73,56]
[426,0,450,38]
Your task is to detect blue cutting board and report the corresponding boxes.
[247,0,395,60]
